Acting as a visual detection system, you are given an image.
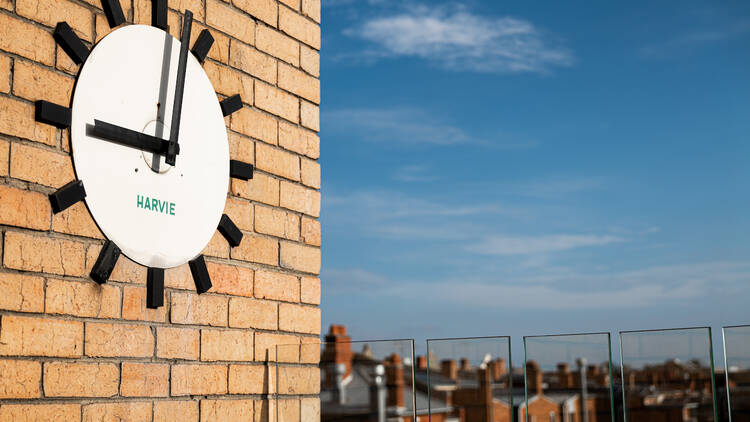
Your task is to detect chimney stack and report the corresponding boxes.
[526,361,543,396]
[490,358,507,382]
[441,359,458,380]
[460,358,471,372]
[385,353,405,408]
[322,325,353,388]
[416,355,427,370]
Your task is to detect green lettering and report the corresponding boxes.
[137,195,144,208]
[170,203,175,216]
[159,200,166,213]
[151,198,158,210]
[144,197,151,210]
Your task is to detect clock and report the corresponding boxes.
[34,0,254,308]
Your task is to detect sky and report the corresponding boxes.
[316,0,750,363]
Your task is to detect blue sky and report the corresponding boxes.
[317,0,750,358]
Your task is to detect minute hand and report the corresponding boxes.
[165,10,193,166]
[91,120,176,155]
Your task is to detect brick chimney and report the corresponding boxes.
[490,358,506,382]
[460,358,471,372]
[526,361,543,396]
[385,353,405,408]
[557,363,573,388]
[322,325,353,388]
[441,359,458,380]
[478,367,494,422]
[416,355,427,370]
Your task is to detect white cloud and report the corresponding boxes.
[343,4,573,73]
[467,234,624,256]
[640,19,750,59]
[324,108,538,148]
[391,165,435,182]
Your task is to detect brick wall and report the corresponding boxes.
[0,0,321,421]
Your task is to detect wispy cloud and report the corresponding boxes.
[342,4,574,73]
[391,165,435,182]
[324,108,538,148]
[639,19,750,59]
[467,234,624,256]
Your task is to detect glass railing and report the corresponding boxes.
[620,327,718,422]
[425,336,513,422]
[524,332,616,422]
[723,325,750,422]
[266,325,748,421]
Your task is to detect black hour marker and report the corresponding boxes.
[189,255,212,294]
[101,0,126,29]
[151,0,168,30]
[229,160,254,181]
[191,29,214,64]
[49,180,86,213]
[147,267,165,308]
[35,100,71,128]
[54,22,89,65]
[90,240,121,284]
[220,94,242,117]
[218,214,243,247]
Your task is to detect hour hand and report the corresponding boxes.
[90,120,177,156]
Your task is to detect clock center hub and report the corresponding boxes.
[141,119,172,173]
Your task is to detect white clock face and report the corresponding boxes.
[71,25,229,269]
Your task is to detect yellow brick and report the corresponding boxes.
[280,180,320,217]
[232,0,277,27]
[0,139,8,175]
[109,253,146,284]
[207,261,254,297]
[121,362,169,397]
[257,142,300,181]
[279,6,321,49]
[52,201,104,239]
[0,185,50,230]
[231,107,278,145]
[93,0,132,42]
[10,143,75,188]
[0,360,41,398]
[254,269,299,302]
[163,263,191,289]
[302,0,321,23]
[224,196,254,231]
[230,41,277,84]
[0,55,10,93]
[229,364,275,394]
[300,158,320,189]
[57,45,80,75]
[231,172,279,206]
[280,241,321,274]
[279,303,320,334]
[201,329,254,361]
[0,97,56,146]
[3,231,86,276]
[204,60,253,105]
[279,62,320,104]
[13,60,74,105]
[122,285,167,322]
[154,401,199,422]
[44,362,119,397]
[301,398,321,422]
[202,230,230,259]
[171,292,229,326]
[278,365,320,394]
[82,402,152,422]
[278,122,320,159]
[255,82,299,123]
[171,364,228,396]
[200,399,254,422]
[255,399,276,422]
[277,398,300,422]
[300,100,320,131]
[255,205,300,240]
[157,326,200,360]
[45,279,121,318]
[228,132,255,164]
[279,0,300,10]
[18,0,93,41]
[300,45,320,77]
[207,0,255,44]
[300,337,321,364]
[255,332,298,362]
[301,217,321,247]
[229,297,278,330]
[0,272,44,313]
[301,276,320,305]
[171,0,205,22]
[0,14,55,66]
[84,322,154,358]
[0,404,81,421]
[256,25,300,66]
[0,315,83,357]
[231,234,278,266]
